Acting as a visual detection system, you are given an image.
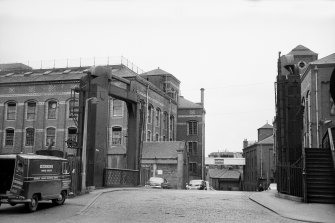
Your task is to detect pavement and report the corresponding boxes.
[249,190,335,223]
[69,187,335,223]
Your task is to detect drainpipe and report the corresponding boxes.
[145,85,149,141]
[315,66,320,147]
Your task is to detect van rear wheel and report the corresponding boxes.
[25,194,38,212]
[52,191,66,205]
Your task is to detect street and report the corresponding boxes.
[0,188,299,223]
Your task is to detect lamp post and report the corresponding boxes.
[81,97,98,193]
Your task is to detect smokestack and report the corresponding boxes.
[200,88,204,106]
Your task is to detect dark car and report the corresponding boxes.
[186,180,207,190]
[147,177,171,189]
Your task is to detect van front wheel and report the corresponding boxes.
[25,195,38,212]
[52,191,66,205]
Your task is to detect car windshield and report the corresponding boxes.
[189,180,203,186]
[149,177,164,184]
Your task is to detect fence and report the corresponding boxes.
[276,159,303,197]
[104,168,139,187]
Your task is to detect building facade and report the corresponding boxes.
[243,123,275,191]
[176,90,206,180]
[301,53,335,148]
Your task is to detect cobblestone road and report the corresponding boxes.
[61,189,299,223]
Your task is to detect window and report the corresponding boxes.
[170,115,174,141]
[46,127,56,147]
[155,133,159,141]
[155,108,160,127]
[25,128,35,146]
[6,101,16,120]
[163,112,168,130]
[188,141,197,155]
[188,121,198,135]
[112,126,122,145]
[69,99,79,118]
[47,100,57,119]
[189,162,197,173]
[5,128,14,146]
[26,101,37,120]
[148,105,153,124]
[147,131,151,142]
[113,100,123,116]
[68,127,77,141]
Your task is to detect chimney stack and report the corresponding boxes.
[200,88,205,106]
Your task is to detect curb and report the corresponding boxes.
[248,194,324,223]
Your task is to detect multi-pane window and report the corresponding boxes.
[155,108,160,127]
[148,105,153,124]
[188,121,198,135]
[113,100,123,116]
[6,102,16,120]
[26,101,37,120]
[188,141,197,155]
[69,99,79,118]
[5,128,14,146]
[46,127,56,147]
[47,100,57,119]
[25,128,35,146]
[112,126,122,145]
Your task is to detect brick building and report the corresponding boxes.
[177,90,206,180]
[0,61,205,188]
[243,123,275,191]
[301,53,335,148]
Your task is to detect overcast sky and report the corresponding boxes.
[1,0,335,156]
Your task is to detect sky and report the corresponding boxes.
[1,0,335,156]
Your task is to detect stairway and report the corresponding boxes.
[305,148,335,203]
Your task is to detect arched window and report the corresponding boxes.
[6,101,17,120]
[25,128,35,146]
[170,115,174,141]
[147,131,151,142]
[46,127,56,147]
[26,101,37,120]
[163,112,168,130]
[188,120,198,135]
[47,100,58,119]
[112,126,122,145]
[148,105,153,124]
[156,108,161,127]
[5,128,14,146]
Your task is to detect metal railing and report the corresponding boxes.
[6,56,145,74]
[104,168,139,187]
[276,159,303,198]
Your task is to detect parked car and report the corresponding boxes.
[267,183,277,191]
[186,180,207,190]
[147,177,170,189]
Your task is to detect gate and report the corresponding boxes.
[68,155,81,196]
[104,168,139,187]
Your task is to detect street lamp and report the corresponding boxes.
[81,97,98,193]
